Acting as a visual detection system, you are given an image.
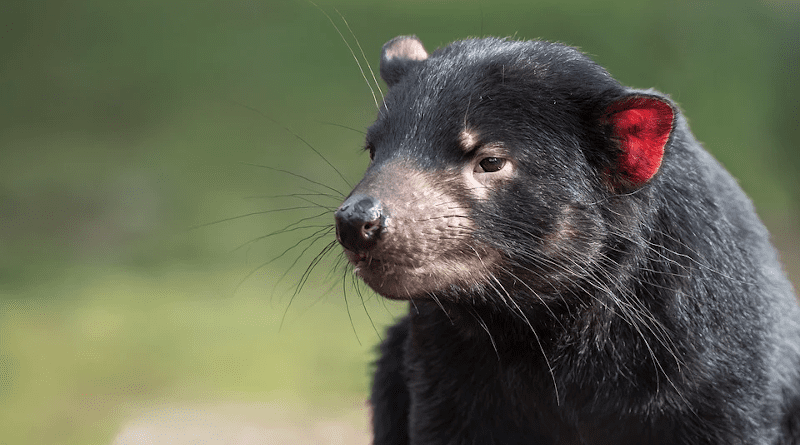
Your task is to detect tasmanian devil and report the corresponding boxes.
[332,36,800,444]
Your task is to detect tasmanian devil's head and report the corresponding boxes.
[334,36,676,302]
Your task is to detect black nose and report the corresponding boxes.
[335,194,385,253]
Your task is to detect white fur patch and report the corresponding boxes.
[384,37,429,61]
[459,128,480,152]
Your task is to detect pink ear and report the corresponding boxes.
[605,97,674,186]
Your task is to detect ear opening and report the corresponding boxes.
[602,95,675,191]
[380,35,429,87]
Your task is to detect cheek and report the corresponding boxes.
[464,169,491,201]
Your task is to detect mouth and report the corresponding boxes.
[343,250,426,299]
[346,250,401,272]
[342,246,501,301]
[347,251,413,270]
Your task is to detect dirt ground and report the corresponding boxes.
[111,400,371,445]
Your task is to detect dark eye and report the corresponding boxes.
[478,157,506,173]
[366,142,375,160]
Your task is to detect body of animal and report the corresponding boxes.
[333,36,800,444]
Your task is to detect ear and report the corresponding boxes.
[380,35,429,87]
[601,94,675,191]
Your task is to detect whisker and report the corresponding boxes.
[230,215,331,254]
[342,266,362,346]
[237,225,334,298]
[189,206,324,230]
[280,239,340,331]
[307,0,381,110]
[240,162,345,198]
[333,7,385,102]
[315,120,367,135]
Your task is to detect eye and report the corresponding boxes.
[365,142,375,160]
[477,157,506,173]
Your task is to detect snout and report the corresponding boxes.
[331,163,500,299]
[334,194,386,253]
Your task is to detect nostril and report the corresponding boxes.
[363,220,380,239]
[335,194,385,252]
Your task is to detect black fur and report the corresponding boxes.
[334,37,800,444]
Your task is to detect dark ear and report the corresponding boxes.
[380,36,429,87]
[601,94,675,191]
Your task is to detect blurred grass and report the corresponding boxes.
[0,0,798,443]
[0,264,403,443]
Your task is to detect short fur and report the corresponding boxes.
[333,36,800,444]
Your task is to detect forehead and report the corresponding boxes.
[383,41,600,121]
[370,55,556,147]
[366,39,617,167]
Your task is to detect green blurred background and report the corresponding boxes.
[1,0,798,443]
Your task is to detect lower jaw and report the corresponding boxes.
[355,267,408,300]
[346,251,498,301]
